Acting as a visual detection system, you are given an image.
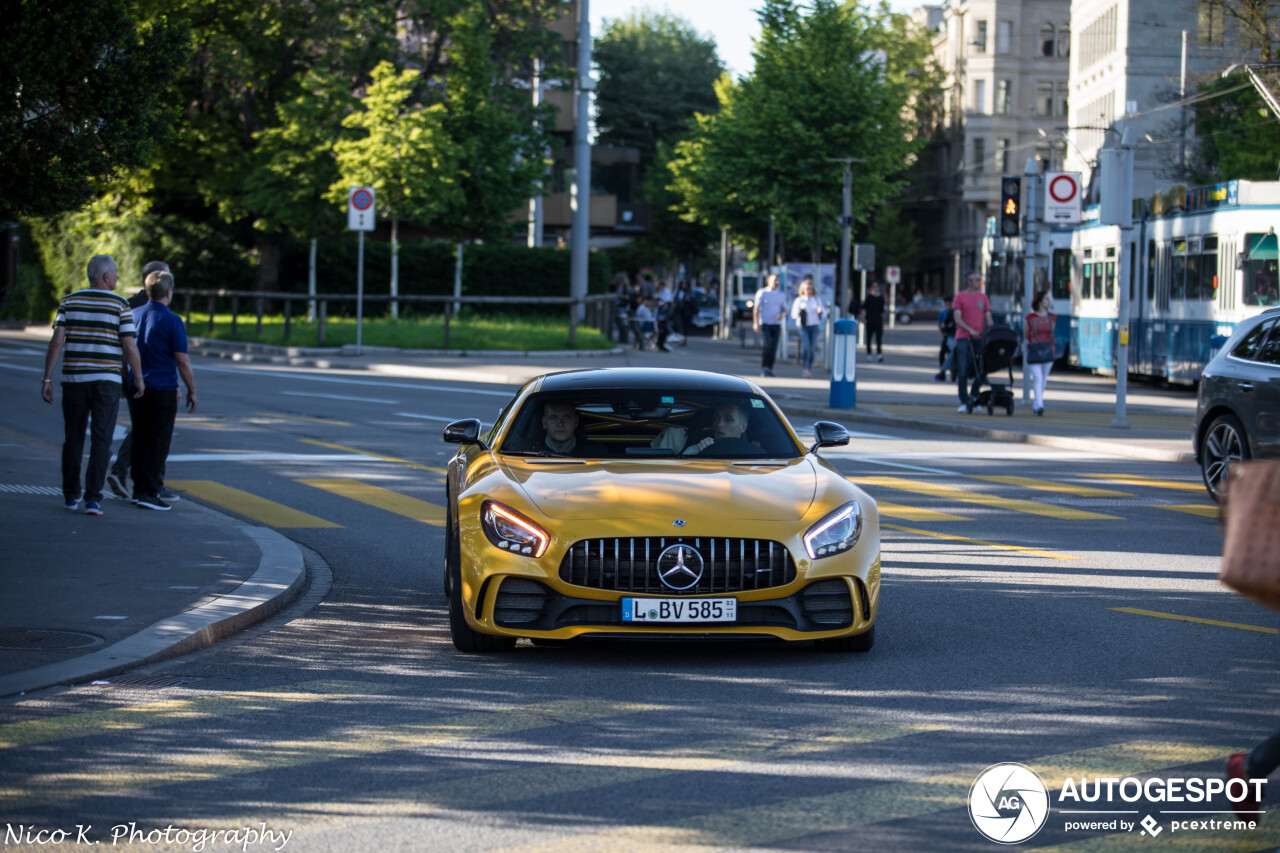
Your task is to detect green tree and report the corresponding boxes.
[594,12,724,168]
[1186,77,1280,182]
[0,0,188,219]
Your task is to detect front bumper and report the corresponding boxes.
[469,567,878,642]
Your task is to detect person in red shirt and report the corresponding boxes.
[952,272,993,412]
[1024,289,1058,415]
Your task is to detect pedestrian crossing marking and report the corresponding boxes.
[971,475,1133,498]
[875,500,971,522]
[0,681,404,750]
[299,438,448,474]
[497,740,1238,853]
[252,412,352,426]
[298,478,446,526]
[859,476,1121,520]
[1160,504,1222,519]
[883,523,1081,560]
[1109,607,1279,634]
[165,480,340,528]
[0,700,663,810]
[1081,474,1205,492]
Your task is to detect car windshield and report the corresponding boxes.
[498,390,803,460]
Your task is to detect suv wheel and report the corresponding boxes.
[1202,413,1249,503]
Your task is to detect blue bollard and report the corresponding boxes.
[829,318,858,408]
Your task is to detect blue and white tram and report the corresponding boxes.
[1066,179,1280,383]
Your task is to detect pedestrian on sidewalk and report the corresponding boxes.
[790,275,825,378]
[860,281,886,362]
[953,271,993,413]
[936,295,957,382]
[107,259,173,502]
[127,270,198,512]
[41,254,145,516]
[753,273,787,377]
[1024,289,1058,416]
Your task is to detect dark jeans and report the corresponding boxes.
[110,428,167,488]
[128,388,178,500]
[61,381,122,502]
[865,322,883,355]
[760,324,781,371]
[954,337,983,405]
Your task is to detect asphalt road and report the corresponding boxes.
[1,349,1277,852]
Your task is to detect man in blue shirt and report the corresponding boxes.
[128,271,198,511]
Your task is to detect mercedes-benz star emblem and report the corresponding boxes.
[673,519,687,527]
[657,544,704,591]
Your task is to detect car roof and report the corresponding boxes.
[535,368,756,395]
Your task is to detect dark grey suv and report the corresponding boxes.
[1193,306,1280,502]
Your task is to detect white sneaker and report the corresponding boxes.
[866,355,875,362]
[957,404,969,413]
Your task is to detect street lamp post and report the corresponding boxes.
[827,158,867,318]
[1100,128,1136,428]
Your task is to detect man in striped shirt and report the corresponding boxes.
[41,254,145,516]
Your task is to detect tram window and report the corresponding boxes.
[1243,232,1280,306]
[1172,257,1186,300]
[1201,236,1218,302]
[1233,318,1276,361]
[1051,249,1072,300]
[1185,253,1201,300]
[1082,262,1093,299]
[1146,241,1156,301]
[1105,248,1116,300]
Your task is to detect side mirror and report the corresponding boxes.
[443,418,487,449]
[808,421,849,453]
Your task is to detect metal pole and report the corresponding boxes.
[1178,30,1188,182]
[1022,158,1039,404]
[308,237,317,322]
[840,164,852,317]
[1112,129,1136,429]
[356,230,364,356]
[569,0,592,321]
[718,227,729,340]
[390,218,399,320]
[528,57,544,248]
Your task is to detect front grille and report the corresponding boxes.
[559,537,796,594]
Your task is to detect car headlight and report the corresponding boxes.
[481,501,550,557]
[803,501,863,559]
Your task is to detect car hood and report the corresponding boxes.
[496,457,818,521]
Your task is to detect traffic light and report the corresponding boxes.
[1000,176,1021,237]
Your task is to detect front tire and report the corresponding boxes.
[815,625,874,653]
[897,313,911,325]
[447,524,516,653]
[1202,413,1249,504]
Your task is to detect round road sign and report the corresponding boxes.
[350,188,374,211]
[1048,174,1078,204]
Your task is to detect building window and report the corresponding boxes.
[973,137,986,174]
[974,79,986,114]
[996,138,1010,173]
[1058,88,1069,118]
[997,21,1013,54]
[1040,23,1056,56]
[1057,26,1071,57]
[1198,0,1224,46]
[1037,82,1054,115]
[995,80,1012,115]
[974,20,988,53]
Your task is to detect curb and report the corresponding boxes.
[0,524,306,698]
[186,338,624,361]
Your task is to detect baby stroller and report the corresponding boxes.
[971,325,1019,416]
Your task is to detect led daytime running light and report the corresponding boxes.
[803,502,862,559]
[482,501,550,558]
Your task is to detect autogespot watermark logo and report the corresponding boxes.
[969,763,1051,844]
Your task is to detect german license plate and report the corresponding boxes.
[621,597,737,623]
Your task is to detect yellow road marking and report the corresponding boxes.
[299,478,446,526]
[252,412,351,426]
[859,475,1120,520]
[876,501,971,522]
[0,700,661,810]
[1161,504,1222,519]
[165,480,339,528]
[1081,474,1205,492]
[883,523,1081,560]
[0,681,402,750]
[300,438,447,474]
[1109,607,1279,634]
[971,475,1133,498]
[498,741,1235,853]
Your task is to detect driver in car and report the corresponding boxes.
[539,401,605,456]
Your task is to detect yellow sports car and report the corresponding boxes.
[442,368,880,652]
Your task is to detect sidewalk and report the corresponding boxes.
[0,325,1198,697]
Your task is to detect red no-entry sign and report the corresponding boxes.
[1044,172,1082,224]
